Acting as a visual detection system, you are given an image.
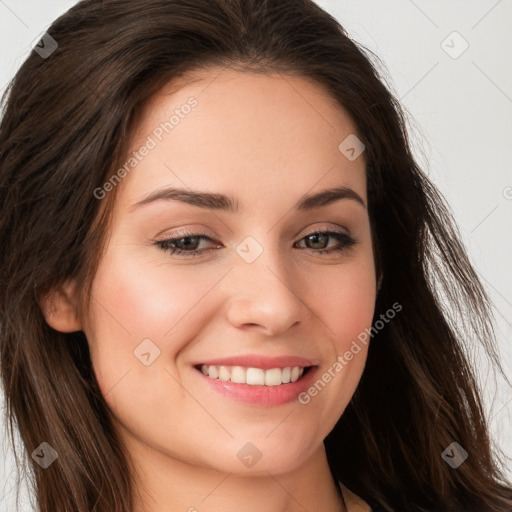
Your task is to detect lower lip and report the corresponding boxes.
[194,366,319,406]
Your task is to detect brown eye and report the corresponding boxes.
[156,232,219,257]
[295,230,357,254]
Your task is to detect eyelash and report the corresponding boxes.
[155,229,357,258]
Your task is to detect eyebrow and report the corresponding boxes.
[130,185,366,212]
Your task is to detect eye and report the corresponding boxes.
[294,230,357,254]
[155,229,357,258]
[155,230,219,257]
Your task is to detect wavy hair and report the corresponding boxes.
[0,0,511,510]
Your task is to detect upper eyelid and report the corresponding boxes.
[159,227,351,242]
[158,222,353,240]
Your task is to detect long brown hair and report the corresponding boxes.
[1,0,510,510]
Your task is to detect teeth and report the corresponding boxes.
[218,366,230,381]
[199,365,306,386]
[247,367,265,385]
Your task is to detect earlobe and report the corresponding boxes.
[39,280,83,333]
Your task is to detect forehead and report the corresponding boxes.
[117,68,366,210]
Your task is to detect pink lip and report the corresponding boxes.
[193,357,320,407]
[192,354,320,370]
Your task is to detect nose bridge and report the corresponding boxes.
[225,233,304,333]
[235,233,292,290]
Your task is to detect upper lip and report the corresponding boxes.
[193,354,320,370]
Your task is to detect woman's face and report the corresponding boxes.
[84,68,376,475]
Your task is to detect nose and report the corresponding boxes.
[224,241,306,337]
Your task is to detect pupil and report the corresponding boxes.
[180,237,199,250]
[308,233,327,249]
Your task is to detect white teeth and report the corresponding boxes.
[209,365,219,379]
[198,365,308,385]
[218,366,230,381]
[246,367,265,385]
[230,366,246,384]
[265,368,283,386]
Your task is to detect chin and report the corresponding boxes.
[196,435,316,476]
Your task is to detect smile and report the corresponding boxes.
[196,364,311,386]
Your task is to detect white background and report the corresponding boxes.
[1,1,511,510]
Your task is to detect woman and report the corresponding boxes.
[0,0,510,511]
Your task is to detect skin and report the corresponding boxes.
[43,68,377,512]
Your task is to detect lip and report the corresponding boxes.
[192,354,320,370]
[193,357,320,407]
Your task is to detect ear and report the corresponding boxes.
[39,279,83,333]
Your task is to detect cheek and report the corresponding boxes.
[303,253,375,407]
[318,255,377,349]
[89,246,221,341]
[333,283,375,353]
[83,246,226,391]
